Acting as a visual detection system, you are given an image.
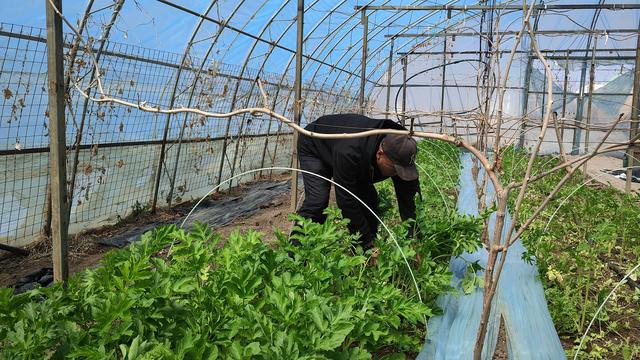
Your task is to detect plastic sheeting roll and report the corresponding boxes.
[418,152,565,359]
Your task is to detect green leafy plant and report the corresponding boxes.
[0,140,483,359]
[501,146,640,358]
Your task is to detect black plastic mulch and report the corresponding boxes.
[11,180,290,293]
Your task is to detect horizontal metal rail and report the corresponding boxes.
[399,48,637,56]
[388,28,640,38]
[357,4,640,11]
[0,28,355,99]
[544,55,635,61]
[0,29,278,87]
[374,84,633,97]
[0,132,293,156]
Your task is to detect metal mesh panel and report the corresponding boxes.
[0,22,355,247]
[1,24,52,246]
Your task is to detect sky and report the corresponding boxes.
[1,1,210,53]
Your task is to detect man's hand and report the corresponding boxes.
[367,247,381,267]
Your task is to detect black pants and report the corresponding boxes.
[297,151,332,225]
[296,149,378,250]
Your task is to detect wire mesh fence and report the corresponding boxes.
[0,22,355,248]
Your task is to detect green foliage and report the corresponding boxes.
[376,140,482,302]
[0,139,482,359]
[0,218,419,359]
[0,212,450,359]
[500,147,640,358]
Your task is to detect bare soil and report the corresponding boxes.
[492,316,508,360]
[0,176,294,288]
[212,192,292,245]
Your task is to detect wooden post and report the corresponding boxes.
[45,0,69,284]
[290,0,304,212]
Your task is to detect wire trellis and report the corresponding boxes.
[0,22,355,247]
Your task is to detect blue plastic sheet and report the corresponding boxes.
[418,152,565,359]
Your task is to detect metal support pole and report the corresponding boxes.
[584,38,597,155]
[290,0,304,212]
[518,8,541,149]
[572,74,588,154]
[359,9,368,114]
[439,10,451,133]
[385,37,394,119]
[216,95,241,194]
[321,6,481,105]
[45,0,69,284]
[540,69,547,120]
[398,47,637,56]
[151,115,171,210]
[560,50,570,142]
[401,56,408,126]
[228,115,250,192]
[311,4,468,117]
[165,2,217,207]
[518,52,534,149]
[571,7,602,155]
[626,30,640,193]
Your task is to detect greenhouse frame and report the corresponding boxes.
[1,0,639,358]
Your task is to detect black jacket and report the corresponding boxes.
[298,114,420,245]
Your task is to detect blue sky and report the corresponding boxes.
[1,1,214,54]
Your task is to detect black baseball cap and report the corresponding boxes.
[381,134,419,181]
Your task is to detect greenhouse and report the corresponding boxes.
[0,0,639,358]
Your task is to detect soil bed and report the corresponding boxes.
[0,176,293,289]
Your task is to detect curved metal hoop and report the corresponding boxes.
[180,166,423,304]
